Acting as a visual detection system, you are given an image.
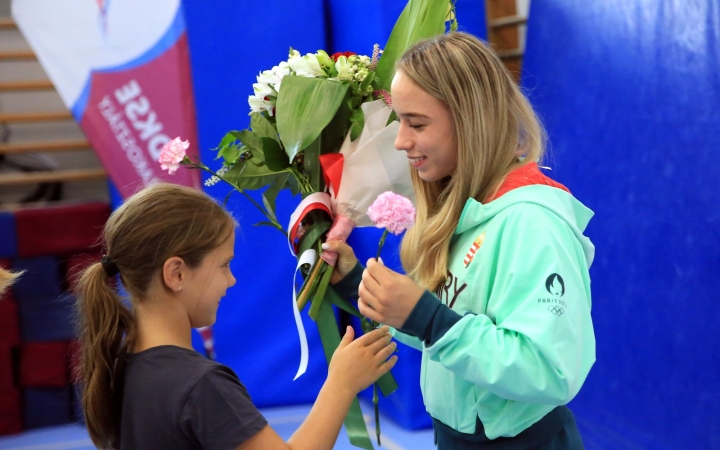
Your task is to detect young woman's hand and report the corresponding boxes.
[321,240,358,284]
[328,326,397,395]
[358,258,425,329]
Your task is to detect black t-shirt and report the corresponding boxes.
[120,345,267,450]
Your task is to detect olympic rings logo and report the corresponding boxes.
[548,306,564,316]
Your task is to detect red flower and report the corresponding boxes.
[330,51,356,61]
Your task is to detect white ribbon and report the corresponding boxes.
[287,192,333,256]
[287,193,334,379]
[292,248,317,380]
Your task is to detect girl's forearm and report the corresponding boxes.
[287,378,355,450]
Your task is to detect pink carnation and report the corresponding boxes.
[367,191,415,235]
[159,137,189,174]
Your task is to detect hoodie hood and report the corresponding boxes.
[456,184,595,266]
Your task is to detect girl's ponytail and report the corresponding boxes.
[75,261,135,449]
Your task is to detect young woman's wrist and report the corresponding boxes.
[332,261,364,288]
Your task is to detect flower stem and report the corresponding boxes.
[186,161,287,235]
[374,383,381,445]
[297,258,325,311]
[290,166,313,194]
[375,229,389,261]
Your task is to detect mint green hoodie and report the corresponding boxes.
[390,184,596,439]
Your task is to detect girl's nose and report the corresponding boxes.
[394,125,411,152]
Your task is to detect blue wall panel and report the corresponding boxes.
[522,1,720,448]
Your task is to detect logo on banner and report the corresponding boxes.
[95,0,111,36]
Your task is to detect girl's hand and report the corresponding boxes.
[358,258,425,329]
[321,240,358,284]
[328,326,398,394]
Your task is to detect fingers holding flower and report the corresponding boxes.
[359,258,424,329]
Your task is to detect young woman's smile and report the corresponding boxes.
[391,70,457,182]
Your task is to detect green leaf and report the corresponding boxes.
[231,129,264,154]
[303,136,322,192]
[276,76,350,161]
[313,300,375,449]
[250,113,280,144]
[224,160,281,191]
[315,50,335,75]
[350,107,365,141]
[286,174,301,196]
[325,286,363,319]
[261,137,290,171]
[261,196,278,223]
[254,221,279,228]
[449,0,458,31]
[297,220,332,257]
[309,263,334,320]
[320,93,352,154]
[375,0,450,92]
[223,190,234,206]
[261,172,289,223]
[360,71,375,94]
[215,132,242,164]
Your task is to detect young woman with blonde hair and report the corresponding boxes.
[75,182,397,450]
[325,32,595,449]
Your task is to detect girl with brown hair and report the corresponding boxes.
[325,32,596,449]
[75,182,397,450]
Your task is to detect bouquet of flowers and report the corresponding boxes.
[161,1,457,448]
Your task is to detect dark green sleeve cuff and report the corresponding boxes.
[332,261,364,300]
[399,290,463,346]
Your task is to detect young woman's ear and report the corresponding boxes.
[162,256,185,292]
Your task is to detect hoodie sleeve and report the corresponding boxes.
[422,204,596,405]
[332,261,365,300]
